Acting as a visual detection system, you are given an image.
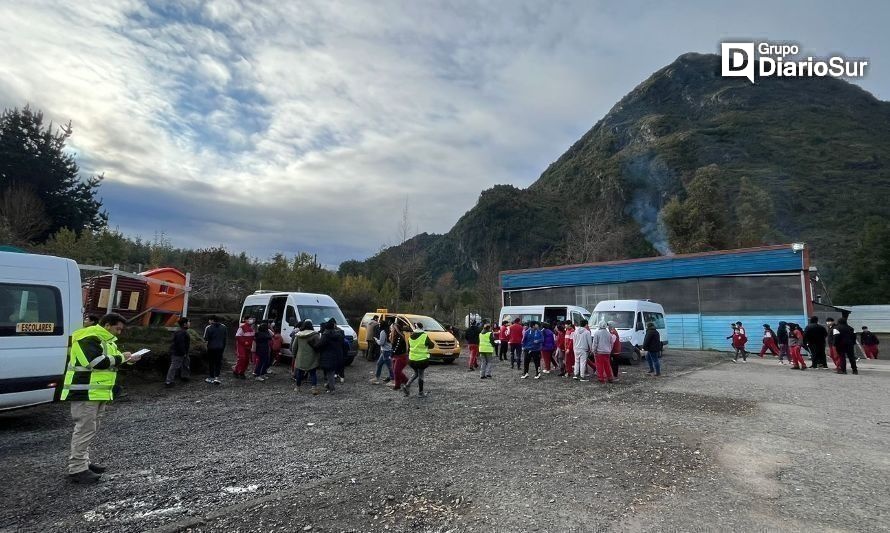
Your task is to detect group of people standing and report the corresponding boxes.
[363,315,435,397]
[732,317,878,374]
[463,317,664,383]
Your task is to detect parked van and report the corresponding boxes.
[498,305,591,327]
[1,251,83,410]
[239,291,358,364]
[358,310,461,363]
[590,300,668,362]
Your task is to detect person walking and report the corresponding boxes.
[860,326,880,359]
[252,321,273,381]
[592,323,616,383]
[365,315,380,361]
[165,317,192,387]
[804,317,829,368]
[572,320,592,381]
[642,322,662,376]
[541,322,556,374]
[758,324,780,358]
[372,319,394,384]
[521,322,543,379]
[729,324,748,362]
[404,322,435,397]
[61,313,143,483]
[825,317,840,367]
[564,321,576,378]
[508,318,524,369]
[776,321,789,365]
[317,318,346,392]
[478,324,495,379]
[465,320,481,371]
[834,318,858,375]
[292,320,321,394]
[555,323,567,376]
[233,316,255,379]
[203,315,227,384]
[607,321,621,380]
[788,323,807,370]
[391,321,410,391]
[498,320,510,361]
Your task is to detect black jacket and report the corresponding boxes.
[203,323,227,350]
[776,322,788,343]
[254,329,272,357]
[803,324,828,349]
[834,324,857,352]
[860,331,879,346]
[171,328,190,357]
[465,325,480,344]
[317,327,345,370]
[392,332,408,356]
[642,327,661,353]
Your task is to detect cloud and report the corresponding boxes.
[1,0,887,266]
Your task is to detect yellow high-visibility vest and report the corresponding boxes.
[60,325,126,401]
[409,333,431,362]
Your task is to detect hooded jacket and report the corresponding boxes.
[316,326,345,370]
[592,327,613,354]
[293,329,321,371]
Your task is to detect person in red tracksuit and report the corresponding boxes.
[825,318,840,367]
[564,321,575,378]
[508,318,524,370]
[788,323,808,370]
[498,321,510,361]
[759,324,780,358]
[555,323,566,376]
[860,326,880,359]
[233,317,255,379]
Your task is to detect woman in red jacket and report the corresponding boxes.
[233,317,255,379]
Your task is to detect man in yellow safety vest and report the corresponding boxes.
[403,322,435,397]
[61,313,142,483]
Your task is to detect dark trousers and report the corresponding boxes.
[207,347,224,378]
[523,350,541,374]
[254,352,271,376]
[809,344,827,367]
[509,343,522,367]
[407,360,429,393]
[610,353,619,378]
[498,341,508,361]
[295,368,317,387]
[323,369,337,390]
[837,346,858,373]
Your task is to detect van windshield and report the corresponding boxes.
[410,316,445,332]
[298,305,348,327]
[591,311,634,329]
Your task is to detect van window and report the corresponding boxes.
[241,305,266,322]
[0,283,63,337]
[643,312,666,329]
[502,314,542,325]
[591,311,634,329]
[297,305,348,326]
[571,312,583,326]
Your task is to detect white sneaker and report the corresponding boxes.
[204,378,214,384]
[572,375,579,380]
[339,377,345,383]
[534,373,541,379]
[521,373,529,379]
[213,378,221,384]
[543,370,551,374]
[255,376,266,382]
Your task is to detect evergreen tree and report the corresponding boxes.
[0,105,106,240]
[661,165,729,253]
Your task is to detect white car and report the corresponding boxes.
[590,299,668,363]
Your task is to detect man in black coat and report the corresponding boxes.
[166,317,191,387]
[833,318,858,375]
[803,316,829,368]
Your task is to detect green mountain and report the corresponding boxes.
[360,53,890,302]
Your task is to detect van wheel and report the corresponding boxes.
[444,357,456,365]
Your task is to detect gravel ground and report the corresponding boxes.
[1,350,887,532]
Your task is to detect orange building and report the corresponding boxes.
[139,267,187,326]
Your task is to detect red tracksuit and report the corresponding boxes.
[790,330,807,368]
[759,331,779,357]
[233,322,254,375]
[564,327,575,376]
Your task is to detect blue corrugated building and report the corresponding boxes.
[500,244,820,351]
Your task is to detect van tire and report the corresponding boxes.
[444,357,456,365]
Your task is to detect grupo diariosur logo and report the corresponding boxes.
[721,41,868,83]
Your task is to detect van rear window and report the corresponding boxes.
[0,283,63,337]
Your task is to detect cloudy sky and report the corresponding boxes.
[1,1,887,266]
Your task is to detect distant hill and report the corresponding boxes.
[358,53,890,300]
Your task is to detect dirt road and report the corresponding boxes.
[1,351,887,532]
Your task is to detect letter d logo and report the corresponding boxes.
[721,42,755,83]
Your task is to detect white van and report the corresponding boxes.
[1,251,83,410]
[590,299,668,362]
[239,291,358,364]
[498,305,591,327]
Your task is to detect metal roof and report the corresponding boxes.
[500,244,806,290]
